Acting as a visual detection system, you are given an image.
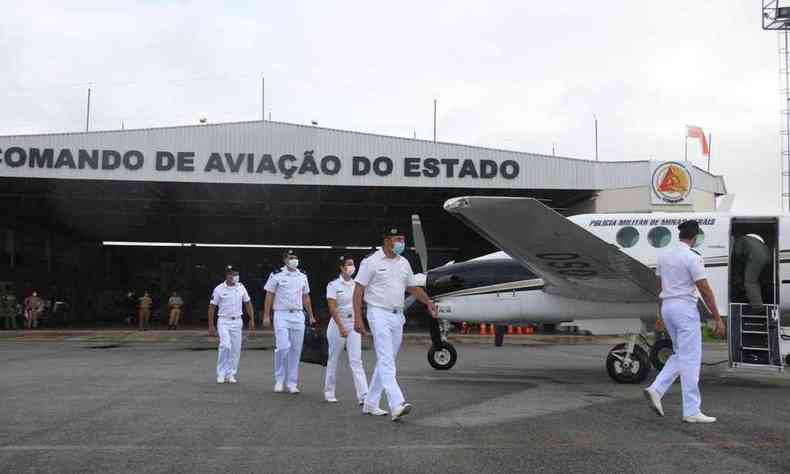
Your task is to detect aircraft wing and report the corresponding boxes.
[444,196,659,303]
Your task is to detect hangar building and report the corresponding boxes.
[0,120,727,325]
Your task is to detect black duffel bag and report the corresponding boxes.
[301,322,328,366]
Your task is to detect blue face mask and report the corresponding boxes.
[392,241,405,255]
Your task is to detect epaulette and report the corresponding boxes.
[690,248,701,256]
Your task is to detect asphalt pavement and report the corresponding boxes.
[1,334,789,473]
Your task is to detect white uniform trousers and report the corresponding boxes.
[273,310,305,387]
[216,317,243,379]
[649,299,702,417]
[324,314,369,401]
[364,307,405,412]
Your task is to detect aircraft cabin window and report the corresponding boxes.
[693,229,705,248]
[616,226,640,248]
[648,226,672,248]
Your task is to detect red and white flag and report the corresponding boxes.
[686,125,710,157]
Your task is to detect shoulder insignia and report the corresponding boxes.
[690,248,701,256]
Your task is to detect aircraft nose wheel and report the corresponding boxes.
[606,343,650,384]
[428,342,457,370]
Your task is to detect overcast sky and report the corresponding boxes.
[0,1,784,211]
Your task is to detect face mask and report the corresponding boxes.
[343,265,356,276]
[232,275,239,284]
[286,259,299,269]
[392,241,405,255]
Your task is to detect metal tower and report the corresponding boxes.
[763,1,790,211]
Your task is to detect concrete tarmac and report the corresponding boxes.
[1,337,789,473]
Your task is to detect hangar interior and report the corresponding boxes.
[0,177,595,326]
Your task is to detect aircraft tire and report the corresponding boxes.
[606,343,650,384]
[649,338,674,371]
[428,342,457,370]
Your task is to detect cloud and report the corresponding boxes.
[0,0,782,211]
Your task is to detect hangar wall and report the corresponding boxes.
[0,120,727,195]
[572,186,718,215]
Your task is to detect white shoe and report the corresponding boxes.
[683,413,717,424]
[392,403,412,422]
[274,382,284,393]
[325,396,338,403]
[216,376,226,384]
[227,375,237,384]
[287,385,300,394]
[362,405,388,416]
[643,388,664,417]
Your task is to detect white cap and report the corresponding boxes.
[745,233,765,244]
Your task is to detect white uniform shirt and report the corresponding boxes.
[326,276,355,316]
[656,242,706,304]
[210,282,250,318]
[264,267,310,311]
[355,250,417,311]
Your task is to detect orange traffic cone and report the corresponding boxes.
[479,323,487,335]
[525,326,534,334]
[507,325,514,335]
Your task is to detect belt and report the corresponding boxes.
[219,316,241,321]
[369,304,402,314]
[275,309,302,313]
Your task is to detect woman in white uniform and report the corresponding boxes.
[324,256,369,404]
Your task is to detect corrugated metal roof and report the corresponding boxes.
[0,119,727,194]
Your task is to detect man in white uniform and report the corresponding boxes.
[208,265,255,384]
[644,220,725,423]
[262,250,316,394]
[324,256,369,404]
[354,227,437,421]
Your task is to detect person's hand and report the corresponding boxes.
[712,318,726,338]
[249,321,256,331]
[309,315,317,326]
[354,319,367,336]
[339,326,349,338]
[262,317,270,329]
[427,301,439,319]
[208,326,217,337]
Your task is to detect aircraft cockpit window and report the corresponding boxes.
[616,226,640,248]
[693,229,705,248]
[647,226,672,248]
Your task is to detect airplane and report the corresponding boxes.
[409,196,790,384]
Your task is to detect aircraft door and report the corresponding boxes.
[729,218,779,309]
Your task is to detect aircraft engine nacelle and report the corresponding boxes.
[435,293,526,324]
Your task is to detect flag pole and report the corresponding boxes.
[707,132,712,172]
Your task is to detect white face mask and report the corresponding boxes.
[286,259,299,269]
[343,265,356,276]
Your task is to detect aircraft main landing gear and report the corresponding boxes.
[606,335,651,384]
[649,337,673,371]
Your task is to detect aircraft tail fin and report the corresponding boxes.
[717,194,735,212]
